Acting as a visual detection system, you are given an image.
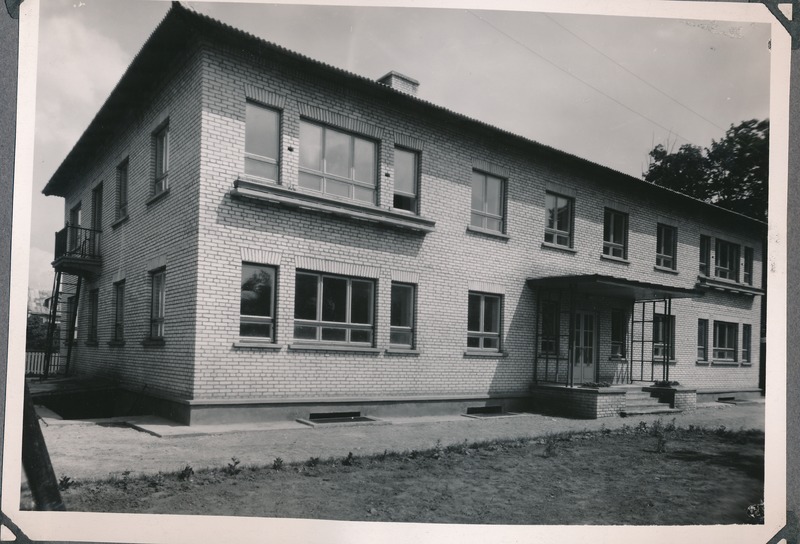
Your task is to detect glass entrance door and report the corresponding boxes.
[572,312,596,384]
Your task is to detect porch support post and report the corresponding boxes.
[533,288,541,385]
[567,285,576,387]
[665,297,672,382]
[628,299,635,384]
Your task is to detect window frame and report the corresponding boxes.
[742,323,752,363]
[153,123,170,196]
[697,318,708,361]
[239,263,277,342]
[467,291,502,351]
[653,313,675,360]
[713,320,738,361]
[540,300,560,354]
[293,271,376,346]
[298,120,378,205]
[244,101,281,182]
[699,235,711,276]
[714,238,741,281]
[544,192,574,248]
[743,247,754,285]
[610,308,627,358]
[470,170,506,233]
[116,159,129,220]
[87,289,99,344]
[390,282,416,349]
[150,269,166,339]
[655,223,677,270]
[113,281,125,342]
[393,147,419,214]
[603,208,628,260]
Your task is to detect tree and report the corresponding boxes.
[644,119,769,221]
[26,314,51,351]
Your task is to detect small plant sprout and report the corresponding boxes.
[342,452,355,466]
[305,456,320,468]
[227,457,242,476]
[272,457,284,471]
[178,464,194,481]
[58,475,73,491]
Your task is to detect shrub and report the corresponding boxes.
[148,472,165,489]
[342,452,355,466]
[226,457,242,476]
[57,475,73,491]
[272,457,284,471]
[653,380,680,388]
[543,433,560,458]
[178,465,194,481]
[305,456,320,468]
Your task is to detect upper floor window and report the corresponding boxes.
[743,247,754,285]
[244,102,280,181]
[153,123,170,196]
[470,171,505,233]
[544,192,573,247]
[603,209,628,259]
[150,269,166,339]
[299,121,377,204]
[655,223,677,270]
[715,238,740,281]
[390,282,415,349]
[713,320,737,361]
[240,263,276,341]
[68,203,82,251]
[699,235,711,276]
[393,147,418,213]
[467,292,501,351]
[294,271,374,345]
[116,159,129,220]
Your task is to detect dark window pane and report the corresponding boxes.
[467,294,481,332]
[300,122,323,171]
[483,337,499,349]
[545,193,556,229]
[294,273,318,320]
[394,194,415,212]
[241,264,274,317]
[467,336,480,348]
[321,327,347,342]
[350,329,372,344]
[294,325,318,340]
[350,280,373,324]
[240,322,272,337]
[483,296,500,333]
[555,198,570,232]
[391,284,413,327]
[321,277,348,322]
[390,330,413,346]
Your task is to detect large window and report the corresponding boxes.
[656,223,677,270]
[390,283,415,349]
[742,324,752,363]
[153,124,170,196]
[116,159,129,220]
[744,247,754,285]
[467,292,501,351]
[294,272,375,345]
[299,121,377,204]
[544,192,573,247]
[699,235,711,276]
[715,238,740,281]
[87,289,99,344]
[713,321,738,361]
[540,300,559,354]
[245,102,280,181]
[240,264,276,340]
[653,314,675,360]
[697,318,708,361]
[603,209,628,259]
[470,171,505,233]
[150,269,166,339]
[611,308,626,357]
[113,281,125,342]
[393,148,418,213]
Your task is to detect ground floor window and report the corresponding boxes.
[240,263,276,340]
[742,323,752,363]
[697,318,708,361]
[611,308,626,357]
[653,314,675,360]
[113,281,125,342]
[390,282,415,349]
[540,300,559,354]
[713,320,738,361]
[87,289,99,343]
[150,269,166,339]
[467,292,501,350]
[293,271,374,345]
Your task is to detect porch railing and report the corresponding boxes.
[26,351,65,377]
[54,225,101,260]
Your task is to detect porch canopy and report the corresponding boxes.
[525,274,701,301]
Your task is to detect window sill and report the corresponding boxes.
[711,360,741,366]
[232,177,436,233]
[600,254,629,265]
[233,340,282,350]
[466,225,509,240]
[146,188,170,207]
[653,265,678,275]
[85,340,99,347]
[288,343,381,353]
[541,242,576,254]
[385,348,420,355]
[696,360,710,365]
[111,215,129,230]
[464,349,508,358]
[141,338,165,347]
[107,340,126,347]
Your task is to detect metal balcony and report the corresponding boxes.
[52,225,102,276]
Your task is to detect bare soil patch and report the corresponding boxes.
[52,424,764,525]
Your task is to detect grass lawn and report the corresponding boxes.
[52,422,764,525]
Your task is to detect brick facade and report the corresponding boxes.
[44,5,764,423]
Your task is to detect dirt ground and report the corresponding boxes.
[33,401,765,482]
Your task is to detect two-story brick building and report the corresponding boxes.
[40,3,765,424]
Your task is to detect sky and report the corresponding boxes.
[26,0,772,293]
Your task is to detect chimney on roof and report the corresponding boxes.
[377,71,419,96]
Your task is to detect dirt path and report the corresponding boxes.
[38,402,764,481]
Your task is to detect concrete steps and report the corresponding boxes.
[620,388,682,417]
